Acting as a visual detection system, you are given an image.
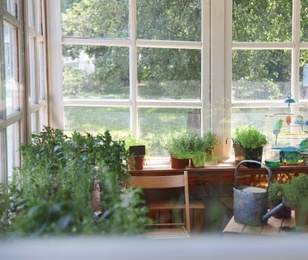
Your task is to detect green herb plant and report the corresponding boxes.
[0,126,151,238]
[233,125,268,149]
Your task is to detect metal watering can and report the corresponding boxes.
[233,160,287,226]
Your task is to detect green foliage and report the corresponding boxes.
[0,126,151,237]
[268,180,286,205]
[161,132,191,159]
[284,173,308,208]
[161,131,217,160]
[233,125,267,149]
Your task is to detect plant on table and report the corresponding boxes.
[283,173,308,225]
[233,125,267,165]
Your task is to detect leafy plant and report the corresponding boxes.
[284,173,308,208]
[233,125,267,149]
[161,132,191,159]
[268,180,286,206]
[0,126,151,237]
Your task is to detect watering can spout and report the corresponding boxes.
[261,199,287,222]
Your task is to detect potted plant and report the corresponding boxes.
[161,132,190,169]
[268,180,291,219]
[283,173,308,226]
[124,134,147,170]
[233,125,268,168]
[188,132,218,167]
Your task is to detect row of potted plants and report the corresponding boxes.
[126,125,267,170]
[161,131,218,169]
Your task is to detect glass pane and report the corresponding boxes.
[61,0,129,38]
[138,48,201,100]
[35,0,43,34]
[38,41,46,101]
[233,0,292,42]
[300,50,308,99]
[64,107,130,138]
[7,122,20,181]
[28,0,34,27]
[301,0,308,42]
[29,36,37,104]
[31,112,39,133]
[40,107,48,129]
[0,131,4,183]
[137,0,201,41]
[232,50,291,101]
[4,24,19,116]
[3,0,18,18]
[139,108,201,156]
[63,45,129,99]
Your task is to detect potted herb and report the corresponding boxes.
[161,132,190,169]
[124,134,148,170]
[233,125,268,167]
[188,132,218,167]
[284,173,308,226]
[268,180,291,219]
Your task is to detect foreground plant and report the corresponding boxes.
[0,126,151,237]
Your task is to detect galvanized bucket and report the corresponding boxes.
[233,160,272,226]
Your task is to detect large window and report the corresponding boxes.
[231,0,308,148]
[61,0,209,156]
[0,0,48,183]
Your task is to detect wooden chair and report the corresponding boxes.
[130,171,191,239]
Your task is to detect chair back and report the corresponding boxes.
[130,171,190,233]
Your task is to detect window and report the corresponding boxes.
[0,0,47,183]
[231,0,308,149]
[61,0,210,156]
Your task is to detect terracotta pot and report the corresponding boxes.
[129,156,144,170]
[170,156,186,169]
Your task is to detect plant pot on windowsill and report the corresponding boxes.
[129,145,145,170]
[170,156,187,169]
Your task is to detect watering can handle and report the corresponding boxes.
[234,160,272,191]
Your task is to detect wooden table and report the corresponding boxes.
[223,211,308,235]
[129,158,308,186]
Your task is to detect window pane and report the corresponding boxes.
[64,107,130,138]
[7,122,20,181]
[232,50,291,101]
[4,24,19,116]
[28,0,34,27]
[29,36,37,104]
[38,41,46,101]
[138,48,201,100]
[0,131,5,183]
[300,50,308,100]
[61,0,129,38]
[35,0,43,34]
[31,112,39,133]
[3,0,18,18]
[301,0,308,42]
[137,0,201,41]
[139,108,201,156]
[63,45,129,99]
[233,0,292,42]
